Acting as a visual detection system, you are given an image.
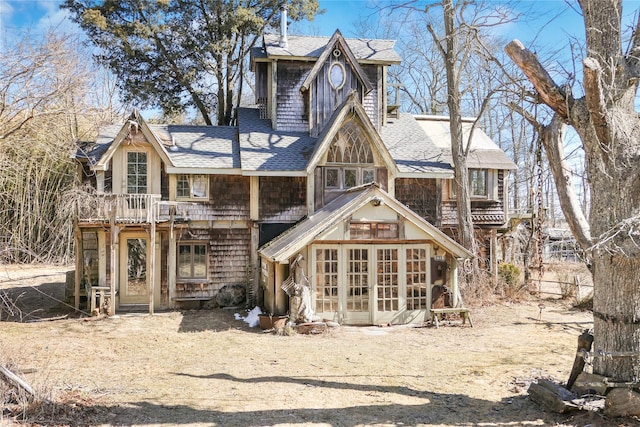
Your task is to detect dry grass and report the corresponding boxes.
[0,264,626,427]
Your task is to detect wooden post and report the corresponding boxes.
[109,209,118,316]
[73,213,83,311]
[567,329,594,390]
[148,220,156,315]
[490,229,498,285]
[168,208,176,308]
[250,223,260,307]
[451,258,459,307]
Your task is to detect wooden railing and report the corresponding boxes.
[78,193,161,223]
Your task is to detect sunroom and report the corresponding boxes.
[258,184,472,325]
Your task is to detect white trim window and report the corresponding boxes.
[126,151,148,194]
[324,167,375,190]
[177,174,208,200]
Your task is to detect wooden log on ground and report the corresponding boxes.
[295,322,328,334]
[0,365,36,398]
[567,329,594,390]
[604,388,640,417]
[528,378,578,413]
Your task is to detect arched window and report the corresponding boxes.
[327,121,373,164]
[324,121,376,191]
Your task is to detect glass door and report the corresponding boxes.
[120,234,149,305]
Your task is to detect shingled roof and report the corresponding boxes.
[252,33,402,64]
[237,108,317,174]
[80,124,240,171]
[381,113,453,177]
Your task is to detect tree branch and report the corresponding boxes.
[625,9,640,78]
[539,114,592,251]
[582,57,611,147]
[505,39,573,119]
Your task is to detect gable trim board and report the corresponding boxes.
[93,110,173,171]
[300,29,374,95]
[305,91,399,176]
[259,184,472,263]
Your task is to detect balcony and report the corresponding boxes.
[77,193,161,224]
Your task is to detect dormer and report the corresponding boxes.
[250,30,401,135]
[299,30,373,137]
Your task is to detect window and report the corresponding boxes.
[325,168,339,188]
[177,174,208,199]
[324,168,375,190]
[470,169,488,197]
[450,169,489,198]
[178,243,207,279]
[406,248,428,310]
[127,152,147,194]
[349,222,399,239]
[315,248,339,313]
[329,62,346,90]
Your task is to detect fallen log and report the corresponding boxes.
[295,322,328,334]
[528,378,579,413]
[0,365,36,398]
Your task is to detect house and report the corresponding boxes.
[73,24,515,324]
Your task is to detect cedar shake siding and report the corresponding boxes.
[395,178,439,226]
[174,227,251,300]
[275,61,312,132]
[209,175,250,220]
[166,176,250,222]
[442,171,508,226]
[259,176,307,222]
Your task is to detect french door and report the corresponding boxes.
[313,244,430,325]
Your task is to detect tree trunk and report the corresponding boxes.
[442,0,477,258]
[506,0,640,385]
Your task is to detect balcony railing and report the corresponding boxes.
[78,193,161,223]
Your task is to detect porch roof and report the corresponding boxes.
[258,184,473,263]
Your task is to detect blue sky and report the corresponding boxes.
[0,0,594,43]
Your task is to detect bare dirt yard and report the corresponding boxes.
[0,264,635,426]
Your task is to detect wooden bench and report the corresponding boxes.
[430,307,473,328]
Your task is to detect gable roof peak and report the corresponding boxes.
[300,30,373,94]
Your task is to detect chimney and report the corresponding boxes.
[279,4,288,49]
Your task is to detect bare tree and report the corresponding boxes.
[0,31,121,263]
[507,0,640,411]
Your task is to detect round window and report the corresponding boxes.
[329,63,345,90]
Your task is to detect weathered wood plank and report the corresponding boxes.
[0,365,36,398]
[567,329,594,390]
[528,379,578,413]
